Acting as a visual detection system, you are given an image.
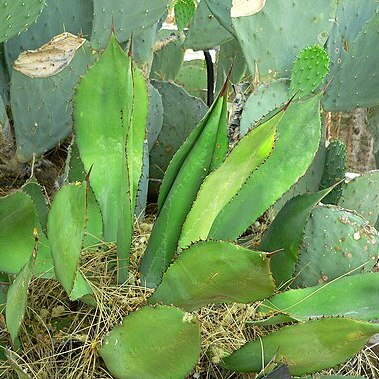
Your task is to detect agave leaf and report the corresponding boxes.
[99,305,201,379]
[0,191,54,278]
[47,183,92,301]
[259,272,379,322]
[222,318,379,375]
[259,189,331,287]
[140,94,228,288]
[209,95,322,241]
[6,244,36,344]
[149,241,275,311]
[21,177,48,232]
[179,108,281,248]
[73,34,134,283]
[67,143,103,247]
[128,67,149,209]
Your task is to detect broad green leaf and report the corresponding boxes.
[222,318,379,375]
[99,306,201,379]
[67,143,103,247]
[0,191,54,278]
[210,95,322,241]
[73,35,134,283]
[21,177,48,232]
[149,241,275,311]
[6,248,36,344]
[0,0,45,43]
[74,34,133,242]
[140,95,228,288]
[259,189,331,287]
[179,109,281,248]
[47,183,90,300]
[128,67,149,209]
[259,273,379,322]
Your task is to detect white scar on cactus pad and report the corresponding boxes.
[231,0,266,18]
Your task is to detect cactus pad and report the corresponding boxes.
[11,34,96,162]
[319,140,347,205]
[240,79,289,136]
[175,0,196,31]
[99,306,201,379]
[289,44,330,99]
[293,205,379,288]
[0,0,45,43]
[184,0,232,50]
[91,0,171,50]
[337,170,379,227]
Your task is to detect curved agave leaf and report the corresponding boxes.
[140,93,228,288]
[149,240,275,311]
[210,95,322,241]
[179,108,281,248]
[47,182,92,301]
[6,246,36,344]
[0,191,54,278]
[222,318,379,375]
[259,272,379,322]
[259,189,332,287]
[99,305,201,379]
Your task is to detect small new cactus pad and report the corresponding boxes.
[337,170,379,227]
[184,0,232,50]
[99,306,201,379]
[240,79,289,136]
[175,0,196,31]
[0,0,45,43]
[289,44,330,99]
[293,205,379,288]
[319,140,347,205]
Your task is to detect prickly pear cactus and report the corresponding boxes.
[150,30,185,81]
[230,0,334,81]
[91,0,171,50]
[4,0,94,68]
[146,84,164,151]
[184,0,232,51]
[323,1,379,110]
[293,205,379,288]
[337,170,379,227]
[289,44,330,99]
[175,60,208,102]
[319,140,347,205]
[240,79,289,136]
[0,0,45,43]
[11,34,97,162]
[175,0,196,31]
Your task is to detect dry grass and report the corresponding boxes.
[0,219,378,379]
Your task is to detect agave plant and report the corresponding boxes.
[1,32,379,379]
